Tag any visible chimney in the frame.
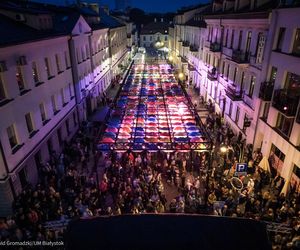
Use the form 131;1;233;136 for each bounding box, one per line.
154;18;157;22
161;17;163;22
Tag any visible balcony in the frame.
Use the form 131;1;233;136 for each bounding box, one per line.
250;55;262;69
189;44;199;52
259;81;274;101
225;84;243;101
272;89;300;117
210;42;221;52
231;50;250;64
222;47;233;57
207;68;218;81
182;41;190;47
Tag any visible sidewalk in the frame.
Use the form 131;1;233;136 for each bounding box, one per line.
186;85;210;125
89;84;120;124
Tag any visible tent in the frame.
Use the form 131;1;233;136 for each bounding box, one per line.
258;156;271;173
280;179;289;196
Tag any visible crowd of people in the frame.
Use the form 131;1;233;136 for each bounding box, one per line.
0;85;299;250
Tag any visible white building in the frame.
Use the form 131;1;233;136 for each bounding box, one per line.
170;0;300;189
0;1;130;216
170;5;209;88
140;18;169;48
203;0;271;146
254;6;300;190
0;9;78;216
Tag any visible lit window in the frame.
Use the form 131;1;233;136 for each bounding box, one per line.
285;72;300;90
32;62;39;84
7;124;18;149
16;66;25;92
269;66;277;83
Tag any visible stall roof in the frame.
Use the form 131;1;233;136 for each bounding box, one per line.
98;63;212;152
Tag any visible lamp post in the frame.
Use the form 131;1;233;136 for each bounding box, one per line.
220;144;228;169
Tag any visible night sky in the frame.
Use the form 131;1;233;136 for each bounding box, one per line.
34;0;209;13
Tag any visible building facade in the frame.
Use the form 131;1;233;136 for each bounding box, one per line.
254;7;300;188
140;18;169;49
169;0;300;190
0;1;131;216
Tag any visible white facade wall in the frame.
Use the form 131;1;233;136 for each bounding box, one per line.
0;13;130;216
203;17;269;145
255;8;300;187
0;36;78;215
140;33;169;48
110;26;130;79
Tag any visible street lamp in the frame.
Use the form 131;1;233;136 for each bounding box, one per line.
220;144;228;154
178;72;184;80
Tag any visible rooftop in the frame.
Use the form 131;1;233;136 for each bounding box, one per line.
140;21;170;35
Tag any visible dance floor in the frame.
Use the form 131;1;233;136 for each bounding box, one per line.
98;63;211;151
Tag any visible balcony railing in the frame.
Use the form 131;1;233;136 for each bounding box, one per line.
232;50;250;64
272;89;300;117
225;84;243;101
207;69;218;81
250;55;262;69
259;81;274;101
182;41;190;47
222;47;233;57
189;44;199;52
210;42;221;52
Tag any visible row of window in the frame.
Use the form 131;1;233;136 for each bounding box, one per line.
142;35;168;42
7;108;77;151
275;27;300;56
209;26;300;58
206;56;256;98
0;51;71;102
76;45;90;64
